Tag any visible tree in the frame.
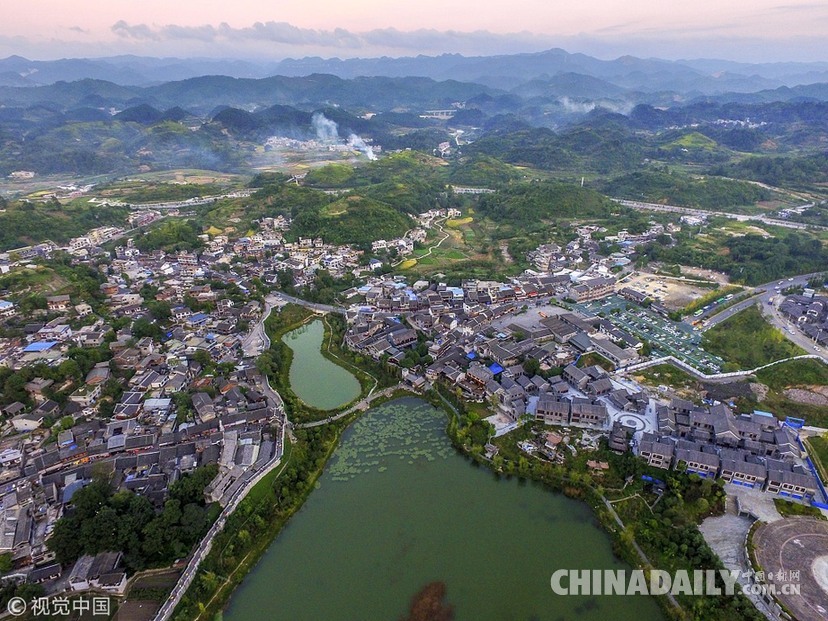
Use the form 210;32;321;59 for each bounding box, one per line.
523;358;540;377
193;349;212;367
146;300;172;322
131;318;162;340
173;392;193;423
47;466;216;571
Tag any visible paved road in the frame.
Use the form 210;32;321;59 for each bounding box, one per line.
152;448;285;621
613;199;826;232
240;295;278;358
153;295;293;621
272;290;405;320
272;291;346;315
699;511;782;621
127;190;254;211
763;296;827;358
702;272;828;359
239;295;287;412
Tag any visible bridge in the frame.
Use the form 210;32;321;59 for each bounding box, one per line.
295;383;413;429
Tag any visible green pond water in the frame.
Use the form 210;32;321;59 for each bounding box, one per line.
282;319;361;410
224;397;663;621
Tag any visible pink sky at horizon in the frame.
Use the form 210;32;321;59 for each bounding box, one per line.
2;1;827;62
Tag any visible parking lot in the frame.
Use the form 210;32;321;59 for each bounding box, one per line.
576;296;725;373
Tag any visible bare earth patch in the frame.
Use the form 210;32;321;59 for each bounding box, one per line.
783;387;828;406
622;271;726;310
750;382;769;402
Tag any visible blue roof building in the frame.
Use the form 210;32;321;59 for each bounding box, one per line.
23;341;58;353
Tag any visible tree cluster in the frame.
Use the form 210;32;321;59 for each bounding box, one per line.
47;466;218;572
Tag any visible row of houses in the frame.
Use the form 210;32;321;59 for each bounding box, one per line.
657;398;801;461
639;433;819;500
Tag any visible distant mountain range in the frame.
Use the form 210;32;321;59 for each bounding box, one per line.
1;48;827;183
2;49;828;96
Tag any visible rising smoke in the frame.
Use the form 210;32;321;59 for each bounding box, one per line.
311;112;340;142
558;96;633;116
311;112;376;160
347;134;377;160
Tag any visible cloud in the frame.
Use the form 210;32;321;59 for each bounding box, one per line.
4;17;827;64
108;20;557;56
112;20;161;41
771;2;828;11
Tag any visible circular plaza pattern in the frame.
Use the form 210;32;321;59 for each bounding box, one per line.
752;517;828;621
617;413;647;431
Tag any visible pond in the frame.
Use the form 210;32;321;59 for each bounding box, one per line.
224;397;663;621
282;319;361;410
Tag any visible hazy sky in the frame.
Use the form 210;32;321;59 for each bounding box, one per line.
2;0;827;62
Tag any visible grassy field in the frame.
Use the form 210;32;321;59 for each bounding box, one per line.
757;394;828;428
755;358;828;390
666;132;719;151
446;216;473;228
743;359;828;427
635;363;699;390
701;306;804;370
805;435;828;483
401;215;495;277
576;351;616;371
0;266;65;294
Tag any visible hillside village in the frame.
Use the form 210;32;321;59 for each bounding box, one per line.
0;195;825;609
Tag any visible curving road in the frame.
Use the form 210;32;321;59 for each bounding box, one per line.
241;294;277;358
702;272;827;360
154;295;290;621
271;291;346;315
152;448;286;621
392;217;451;268
613;198;827;232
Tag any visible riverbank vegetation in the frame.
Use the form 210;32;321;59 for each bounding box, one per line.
256;304;396;424
172;420;354;620
429;381;763;621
